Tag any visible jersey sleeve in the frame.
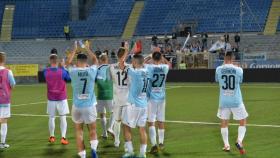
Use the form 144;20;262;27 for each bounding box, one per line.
163;64;169;74
62;68;71;82
89;65;98;79
68;66;77;79
215;67;220;82
127;67;135;76
43;68;47;79
8;70;16;87
238;67;243;83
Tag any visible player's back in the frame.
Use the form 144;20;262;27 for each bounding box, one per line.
216;64;243;108
128;67;149;107
0;68;14;104
147;64;169;101
69;66;97;107
110;63;129;105
44;67;68;101
96;64;113;100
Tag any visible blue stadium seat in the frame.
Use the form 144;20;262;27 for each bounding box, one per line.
0;0;70;39
69;0;135;37
135;0;272;35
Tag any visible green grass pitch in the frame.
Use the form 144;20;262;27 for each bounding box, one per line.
0;83;279;158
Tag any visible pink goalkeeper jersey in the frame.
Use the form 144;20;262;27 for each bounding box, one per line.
0;69;12;104
45;68;67;101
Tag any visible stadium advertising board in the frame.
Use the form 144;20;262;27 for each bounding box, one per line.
6;64;39;76
214;60;280;69
242;53;267;61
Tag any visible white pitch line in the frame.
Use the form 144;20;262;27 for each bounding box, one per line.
13;101;47;107
11;113;280;128
165;85;280;90
165;120;280;128
12;99;73;107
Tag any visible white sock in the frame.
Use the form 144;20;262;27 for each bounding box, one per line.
221;127;229;147
1;123;7;144
60;116;67;138
49;117;55;137
101;116;107;136
237;126;246;143
90;139;99;151
140;144;147;156
114;121;121;143
78;150;86;158
125;141;133;153
158;129;165;144
149;126;157;146
108;114;115;131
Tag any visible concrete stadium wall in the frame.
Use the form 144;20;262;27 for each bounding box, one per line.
36;69;280;83
167;69;280;82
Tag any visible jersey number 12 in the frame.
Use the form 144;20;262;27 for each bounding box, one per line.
116;71;127;86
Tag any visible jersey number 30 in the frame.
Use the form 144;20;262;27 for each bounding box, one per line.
222;75;235;90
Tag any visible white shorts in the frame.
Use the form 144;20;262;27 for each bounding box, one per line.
217;104;249;120
72;105;97;124
96;100;113;113
122;104;147;128
47;100;70;117
0;105;10;119
148;100;166;122
113;105;126;121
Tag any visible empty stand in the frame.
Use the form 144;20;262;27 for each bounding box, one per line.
122;0;145;39
69;0;135;37
135;0;272;35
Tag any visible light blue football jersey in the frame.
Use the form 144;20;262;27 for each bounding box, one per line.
127;67;150;108
69;66;98;108
97;64;111;80
215;64;243;108
147;64;169;101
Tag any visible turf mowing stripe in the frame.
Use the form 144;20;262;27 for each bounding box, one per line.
11;113;280;128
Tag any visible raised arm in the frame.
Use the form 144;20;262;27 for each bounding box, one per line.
120;41;129;63
161;54;172;68
85;42;98;65
66;41;78;67
119;41;129;70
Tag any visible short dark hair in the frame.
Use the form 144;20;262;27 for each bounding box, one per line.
49;54;58;64
152;51;162;61
49;54;58;60
99;54;108;62
132;54;144;65
225;51;233;57
50;48;58;54
77;53;88;62
0;52;6;63
117;47;126;59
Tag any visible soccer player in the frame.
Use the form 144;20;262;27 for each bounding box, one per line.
44;54;71;145
0;52;16;149
122;54;150;158
109;46;129;147
215;51;248;155
146;51;169;154
96;54;114;139
67;42;99;158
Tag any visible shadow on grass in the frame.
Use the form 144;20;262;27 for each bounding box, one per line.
42;144;67;157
